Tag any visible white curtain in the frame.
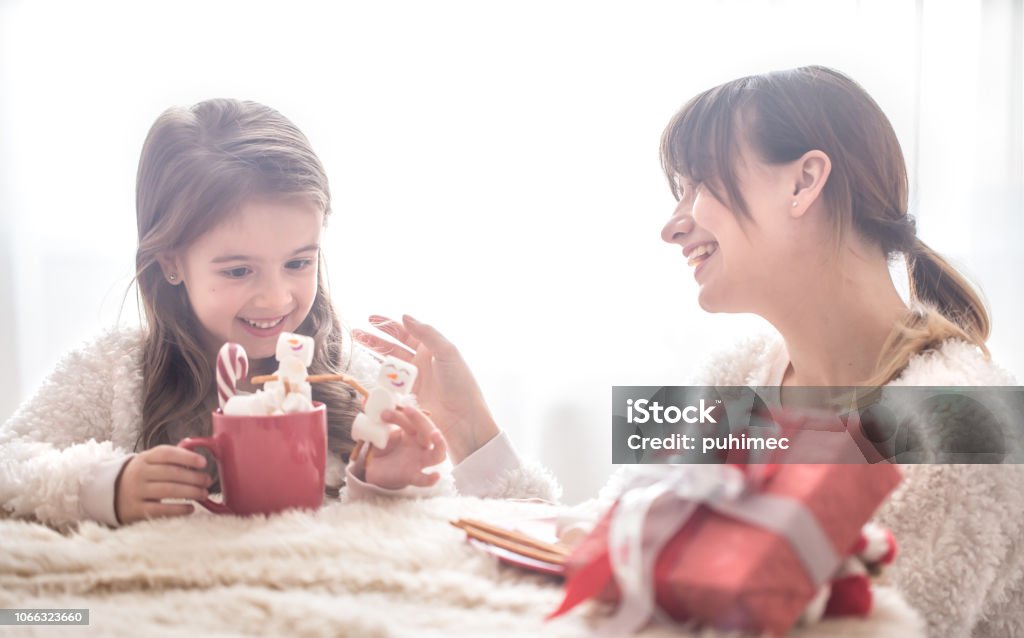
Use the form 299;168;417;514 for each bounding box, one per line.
1;0;1020;502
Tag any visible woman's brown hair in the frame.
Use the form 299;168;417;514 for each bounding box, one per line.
133;99;360;490
660;66;990;385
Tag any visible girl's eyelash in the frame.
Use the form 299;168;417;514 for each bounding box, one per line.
220;259;313;279
223;266;251;279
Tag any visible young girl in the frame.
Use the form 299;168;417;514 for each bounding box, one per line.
624;65;1021;636
0;98;558;528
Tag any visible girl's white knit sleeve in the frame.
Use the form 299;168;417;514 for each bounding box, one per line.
338;341;561;502
340;430;562;502
449;430;562;501
337;342;561;501
0;332;136;528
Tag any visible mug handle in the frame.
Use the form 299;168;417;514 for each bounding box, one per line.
177;436;232;515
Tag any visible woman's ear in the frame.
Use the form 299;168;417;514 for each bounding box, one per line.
156;253;184;285
790;150;831;218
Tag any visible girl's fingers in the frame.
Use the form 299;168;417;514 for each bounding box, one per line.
148;445;207;469
144;464;212;488
352;330;414;362
427;430;448;464
142;502;196;519
383;426;403;451
402;315;456;359
369;315;421;351
381;407;434;448
142;482;209;502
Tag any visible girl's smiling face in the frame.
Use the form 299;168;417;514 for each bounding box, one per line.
163;197;323;360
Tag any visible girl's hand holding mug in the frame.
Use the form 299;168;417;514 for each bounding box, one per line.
114;445;213;525
352;315;500;464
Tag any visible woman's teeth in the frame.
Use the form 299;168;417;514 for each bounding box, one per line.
687;242;718;267
242;316;285;329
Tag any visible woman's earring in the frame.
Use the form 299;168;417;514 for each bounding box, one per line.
169;273;177;282
791;200;798;208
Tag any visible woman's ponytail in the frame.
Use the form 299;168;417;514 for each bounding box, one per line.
868;238;991;386
907;238;990;344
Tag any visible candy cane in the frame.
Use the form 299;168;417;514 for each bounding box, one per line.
216;342;249;409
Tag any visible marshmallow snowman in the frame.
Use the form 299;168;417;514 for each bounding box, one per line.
265;332;315;413
351;356;418;449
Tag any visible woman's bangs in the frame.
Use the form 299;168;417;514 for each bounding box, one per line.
661;87;735;202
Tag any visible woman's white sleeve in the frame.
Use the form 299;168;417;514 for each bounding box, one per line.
0;339;133;528
877;464;1024;636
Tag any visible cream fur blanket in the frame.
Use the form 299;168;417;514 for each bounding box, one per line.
0;496;923;637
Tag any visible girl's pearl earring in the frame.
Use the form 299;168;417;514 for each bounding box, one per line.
169;273;177;281
791;200;798;208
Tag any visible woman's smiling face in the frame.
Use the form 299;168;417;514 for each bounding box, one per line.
661;135;807;315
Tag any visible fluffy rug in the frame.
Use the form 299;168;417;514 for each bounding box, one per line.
0;496;924;637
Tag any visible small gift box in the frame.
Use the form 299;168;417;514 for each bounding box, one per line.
549;460;901;635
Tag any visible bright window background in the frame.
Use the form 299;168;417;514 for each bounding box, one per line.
1;0;1021;503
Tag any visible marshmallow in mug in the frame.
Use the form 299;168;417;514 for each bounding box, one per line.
223;389;280;416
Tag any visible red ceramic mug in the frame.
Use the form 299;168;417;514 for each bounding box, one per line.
178;403;327;515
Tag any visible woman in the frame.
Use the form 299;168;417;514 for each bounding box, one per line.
640;65;1021;637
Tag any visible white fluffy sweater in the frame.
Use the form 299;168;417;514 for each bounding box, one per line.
0;327;560;529
628;333;1022;638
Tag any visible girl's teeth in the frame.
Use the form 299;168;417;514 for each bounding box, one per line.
244;317;284;329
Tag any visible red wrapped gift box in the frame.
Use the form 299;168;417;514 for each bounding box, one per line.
550;463;901;635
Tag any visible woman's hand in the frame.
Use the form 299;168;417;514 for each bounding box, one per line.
359;406;448;490
352;315;500;464
114;445;213;525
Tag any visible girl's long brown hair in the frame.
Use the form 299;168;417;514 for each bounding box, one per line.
660;66;990;386
133;99;360;490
